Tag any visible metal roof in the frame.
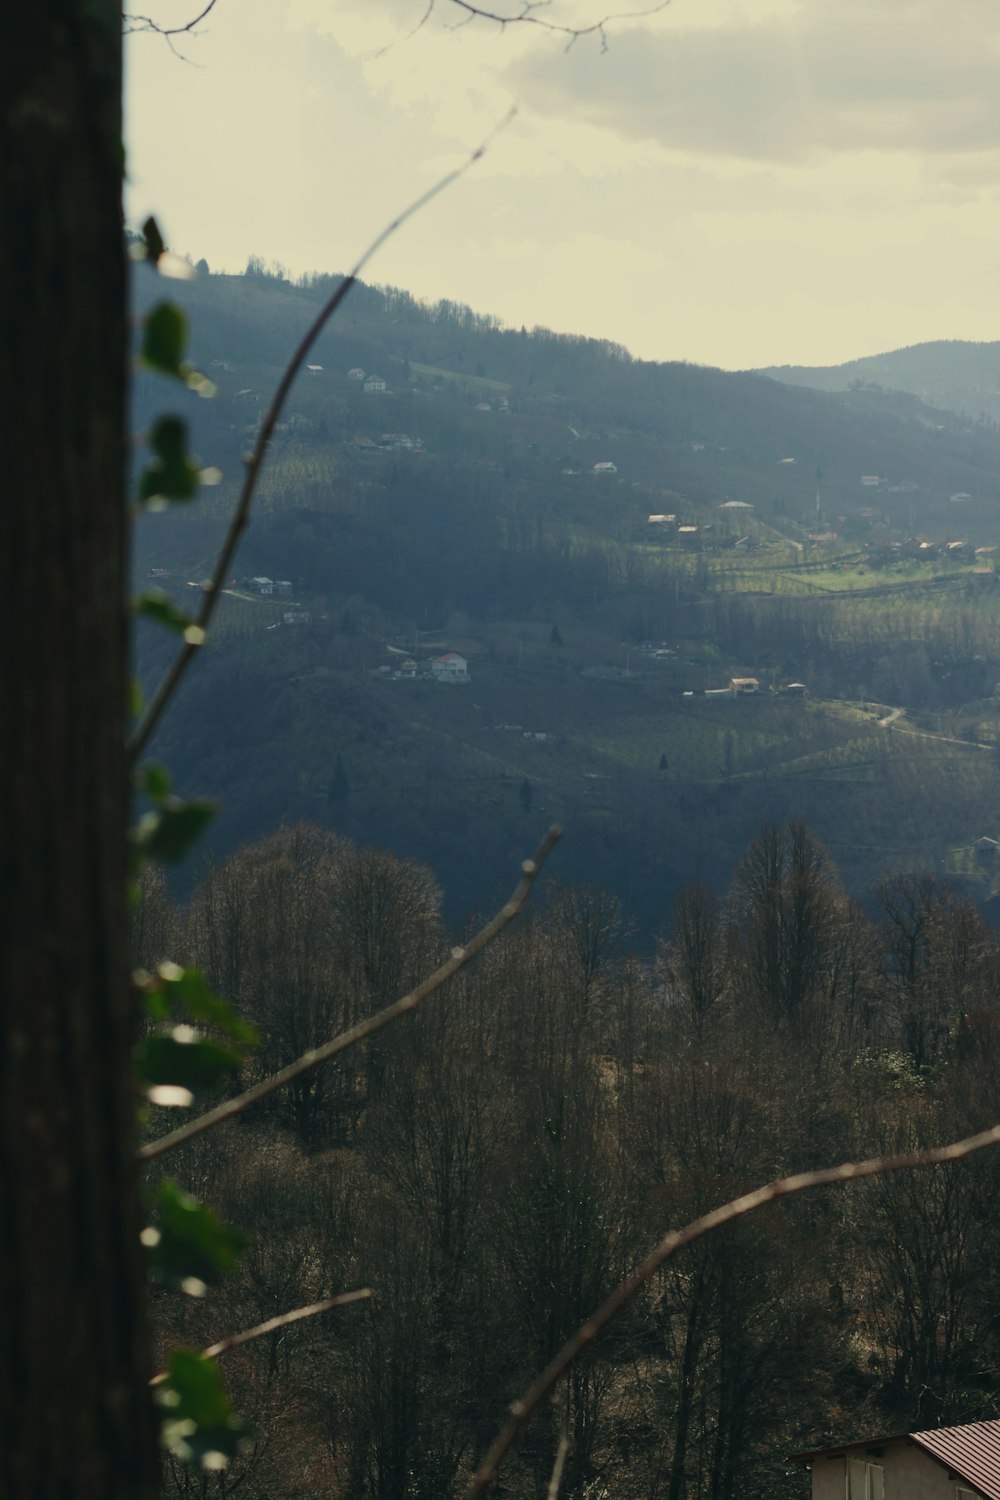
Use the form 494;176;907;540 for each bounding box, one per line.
912;1420;1000;1500
790;1420;1000;1499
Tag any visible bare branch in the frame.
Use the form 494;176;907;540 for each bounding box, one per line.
149;1287;372;1386
127;108;516;764
467;1119;1000;1497
138;826;561;1161
123;0;219;54
433;0;671;52
545;1418;571;1500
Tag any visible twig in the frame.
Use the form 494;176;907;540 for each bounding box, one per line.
149;1287;372;1385
440;0;671;51
123;1;219;37
127;108;516;764
139;827;561;1161
545;1418;571;1500
467;1119;1000;1497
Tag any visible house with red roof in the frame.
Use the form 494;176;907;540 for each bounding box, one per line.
791;1419;1000;1499
430;652;469;683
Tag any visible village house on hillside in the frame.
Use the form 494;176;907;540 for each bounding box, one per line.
731;676;760;695
791;1418;1000;1499
430;651;469;683
364;374;387;395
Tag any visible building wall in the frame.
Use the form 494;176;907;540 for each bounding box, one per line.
811;1441;981;1500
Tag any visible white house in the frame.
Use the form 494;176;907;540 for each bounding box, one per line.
347;367;366;380
792;1418;1000;1500
364;375;387;395
430;652;469;683
249;576;275;596
593;461;618;475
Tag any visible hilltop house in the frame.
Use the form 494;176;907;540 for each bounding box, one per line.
791;1418;1000;1499
430;651;469;683
364;375;387;394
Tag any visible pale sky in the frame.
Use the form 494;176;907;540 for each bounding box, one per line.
125;0;1000;370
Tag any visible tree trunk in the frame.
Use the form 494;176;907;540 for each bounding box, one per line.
0;5;157;1495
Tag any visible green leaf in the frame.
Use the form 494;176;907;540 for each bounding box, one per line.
156;1350;249;1469
134;589;204;643
154;964;258;1047
138;762;172;805
138;416;200;506
132;797;215;863
146;1180;244;1291
142;301;188;377
137;1028;242;1102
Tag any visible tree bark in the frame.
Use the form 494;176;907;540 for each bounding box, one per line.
0;5;157;1495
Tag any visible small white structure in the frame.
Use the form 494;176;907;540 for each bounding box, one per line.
348;367;366;380
250;576;275;596
364;375;387;395
731;677;760;695
648;513;677;527
719;499;754;511
306;364;323;374
860;475;881;487
275;580;293;596
430;652;469;683
283;610;311;625
593;461;618;475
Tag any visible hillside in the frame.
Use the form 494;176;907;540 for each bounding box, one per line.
133;264;1000;938
757;339;1000;429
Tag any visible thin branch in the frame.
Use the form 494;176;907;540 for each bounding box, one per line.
467;1119;1000;1497
127;108;516;764
123;1;219;37
436;0;671;51
545;1418;571;1500
149;1288;372;1385
139;826;561;1161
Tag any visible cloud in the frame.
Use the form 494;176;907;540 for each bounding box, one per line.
509;0;1000;165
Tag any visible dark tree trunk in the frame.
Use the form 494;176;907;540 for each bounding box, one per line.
0;5;157;1496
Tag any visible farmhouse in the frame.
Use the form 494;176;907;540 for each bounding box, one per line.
364;375;387;394
730;677;760;695
430;652;469;683
791;1418;1000;1499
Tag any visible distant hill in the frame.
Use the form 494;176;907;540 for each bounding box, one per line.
132;265;1000;940
756;340;1000;426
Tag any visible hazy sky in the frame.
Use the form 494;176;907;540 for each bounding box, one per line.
126;0;1000;370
